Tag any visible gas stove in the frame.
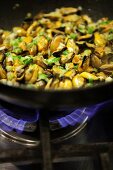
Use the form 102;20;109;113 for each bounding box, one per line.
0;100;113;170
0;100;104;146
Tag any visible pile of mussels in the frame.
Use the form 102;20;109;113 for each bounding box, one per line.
0;7;113;90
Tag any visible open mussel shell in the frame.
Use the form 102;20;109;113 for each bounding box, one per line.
100;63;113;73
91;54;102;68
50;35;65;53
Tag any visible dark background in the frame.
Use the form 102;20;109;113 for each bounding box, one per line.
0;0;113;29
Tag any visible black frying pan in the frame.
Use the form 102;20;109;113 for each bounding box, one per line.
0;0;113;109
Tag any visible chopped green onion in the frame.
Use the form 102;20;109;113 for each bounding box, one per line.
39;32;45;36
93;68;98;73
86;83;93;87
82;49;91;57
87;26;95;34
22;57;33;65
46;36;51;42
28;35;44;48
6;66;13;71
38;73;48;81
88;78;93;84
78;24;86;33
109;29;113;33
10;37;23;47
100;20;111;25
13;47;23;54
74;64;78;70
19;55;33;65
62;50;69;55
5;52;12;57
5;52;18;60
28;42;33;48
69;33;77;40
7;72;15;81
32;40;38;45
28;37;39;48
46;57;60;65
107;34;113;41
12;55;22;61
7;54;33;65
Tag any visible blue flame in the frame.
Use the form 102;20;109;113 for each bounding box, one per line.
52;100;113;127
0;107;39;132
0;100;111;132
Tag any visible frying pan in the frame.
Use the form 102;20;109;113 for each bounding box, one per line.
0;0;113;110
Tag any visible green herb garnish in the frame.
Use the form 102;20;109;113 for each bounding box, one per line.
107;33;113;41
28;35;43;48
6;66;13;71
62;50;69;55
70;33;77;40
87;26;95;34
12;55;22;61
100;20;111;25
11;37;23;54
46;36;51;42
5;52;17;60
82;49;91;57
28;39;38;48
33;36;40;45
39;32;45;36
109;29;113;33
78;24;86;33
13;47;23;54
5;52;12;57
7;54;33;65
88;78;93;84
22;57;33;65
93;68;98;73
38;73;48;81
74;64;78;70
7;72;15;81
46;57;60;65
10;37;23;47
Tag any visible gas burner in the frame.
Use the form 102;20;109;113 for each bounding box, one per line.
0;100;108;147
0;109;88;147
0;120;87;147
